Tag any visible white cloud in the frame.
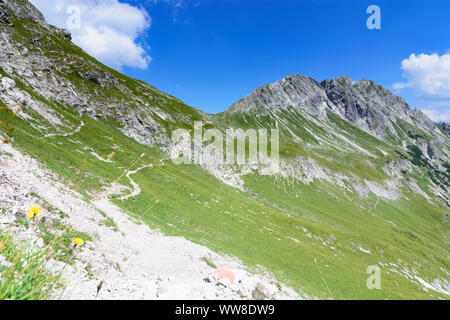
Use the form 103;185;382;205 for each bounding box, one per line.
422;107;450;123
393;52;450;123
392;82;411;90
30;0;151;70
393;53;450;97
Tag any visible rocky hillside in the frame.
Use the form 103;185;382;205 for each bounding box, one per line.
220;74;449;202
226;74;447;168
0;0;203;148
0;0;449;300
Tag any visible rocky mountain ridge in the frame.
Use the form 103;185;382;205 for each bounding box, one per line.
226;74;439;144
224;74;449;192
0;0;204;149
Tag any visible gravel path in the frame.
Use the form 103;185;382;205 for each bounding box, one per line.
116;164;154;201
0;142;301;300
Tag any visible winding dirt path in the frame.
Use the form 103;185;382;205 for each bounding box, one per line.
0;142;301;300
117;164;154;201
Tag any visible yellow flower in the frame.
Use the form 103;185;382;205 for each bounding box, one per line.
73;237;85;246
26;206;42;219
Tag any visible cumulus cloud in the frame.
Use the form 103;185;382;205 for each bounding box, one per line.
30;0;151;70
422;107;450;123
393;52;450;123
393;53;450;97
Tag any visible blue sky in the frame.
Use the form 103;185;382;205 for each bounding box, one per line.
31;0;450;121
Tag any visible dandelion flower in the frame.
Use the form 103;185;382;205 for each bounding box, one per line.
73;237;85;246
26;206;41;219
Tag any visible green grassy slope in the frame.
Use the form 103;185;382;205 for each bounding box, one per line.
1;6;449;299
2;94;449;299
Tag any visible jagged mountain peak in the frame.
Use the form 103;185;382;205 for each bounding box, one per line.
439;122;450;136
223;74;450;175
226;73;439;139
0;0;48;27
322;75;409;110
226;74;328;117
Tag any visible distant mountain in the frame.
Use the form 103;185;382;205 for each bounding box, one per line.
225;74;446;165
218;74;449;200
